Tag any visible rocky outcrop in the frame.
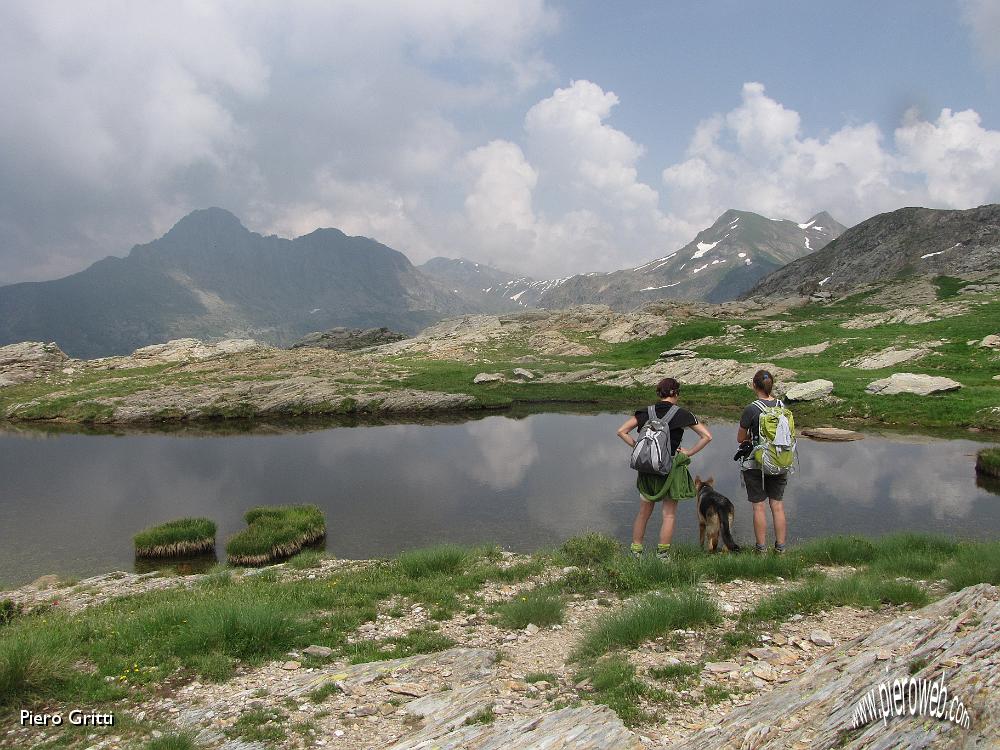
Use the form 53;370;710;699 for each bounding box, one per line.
535;359;795;389
473;373;505;384
659;349;698;360
286;648;639;750
670;584;999;749
102;338;265;368
800;427;864;441
840;302;969;330
865;373;962;396
841;346;929;370
784;379;834;401
979;334;1000;349
0;341;72;387
775;341;830;358
290;327;407;350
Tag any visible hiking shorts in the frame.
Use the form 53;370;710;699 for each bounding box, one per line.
742;470;788;503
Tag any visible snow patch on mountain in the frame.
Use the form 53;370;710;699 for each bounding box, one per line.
692;241;719;259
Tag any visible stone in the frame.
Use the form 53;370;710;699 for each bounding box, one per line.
386;682;426;697
657;349;697;360
809;630;834;647
978;334;1000;349
751;663;777;682
290;326;407;351
511;368;534;380
524;623;539;635
282;661;302;671
29;574;61;590
303;645;333;658
128;338;263;364
800;427;864;441
473;372;504;384
841;347;929;370
527;331;593;356
670;585;1000;750
0;341;72;387
705;661;741;674
865;372;962;396
774;341;830;358
353;705;377;717
874;649;891;661
784;379;834;401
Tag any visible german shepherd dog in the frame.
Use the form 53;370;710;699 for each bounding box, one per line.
694;476;740;553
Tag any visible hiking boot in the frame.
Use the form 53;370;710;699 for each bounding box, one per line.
630;543;643;559
753;543;767;556
773;543;786;555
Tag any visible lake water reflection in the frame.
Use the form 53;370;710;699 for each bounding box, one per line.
1;411;997;584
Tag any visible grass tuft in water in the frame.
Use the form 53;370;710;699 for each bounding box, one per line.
226;505;326;565
134;518;216;558
976;447;1000;478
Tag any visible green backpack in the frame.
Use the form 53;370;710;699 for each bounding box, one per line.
752;399;797;475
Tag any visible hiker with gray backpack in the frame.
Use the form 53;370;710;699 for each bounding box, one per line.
735;369;798;555
616;377;713;559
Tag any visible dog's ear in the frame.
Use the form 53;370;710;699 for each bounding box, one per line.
706;476;715;486
694;474;702;488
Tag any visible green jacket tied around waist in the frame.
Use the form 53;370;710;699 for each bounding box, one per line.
636;451;695;502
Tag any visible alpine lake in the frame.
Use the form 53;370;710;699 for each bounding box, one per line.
1;408;998;585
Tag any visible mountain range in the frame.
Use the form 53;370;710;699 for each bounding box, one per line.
746;204;1000;297
0;208;472;358
454;209;845;309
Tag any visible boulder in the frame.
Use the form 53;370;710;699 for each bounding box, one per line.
784;379;834;401
670;584;1000;750
800;427;864;441
290;326;406;350
511;368;534;380
774;341;830;358
657;349;697;361
527;331;592;356
865;372;962;396
0;341;72;387
841;346;928;369
127;338;263;364
473;372;505;384
979;334;1000;349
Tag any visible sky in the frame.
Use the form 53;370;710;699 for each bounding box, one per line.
1;0;999;284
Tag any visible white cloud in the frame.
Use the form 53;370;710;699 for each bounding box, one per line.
961;0;1000;67
661;82;1000;234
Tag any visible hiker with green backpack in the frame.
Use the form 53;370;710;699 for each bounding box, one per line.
736;369;798;555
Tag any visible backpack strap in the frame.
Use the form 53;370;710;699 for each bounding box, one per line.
663;404;680;424
753;400;768;413
647;405;657;425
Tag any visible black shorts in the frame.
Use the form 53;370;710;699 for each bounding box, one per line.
742;470;788;503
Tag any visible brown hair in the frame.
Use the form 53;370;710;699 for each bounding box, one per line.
656;377;680;398
752;369;774;396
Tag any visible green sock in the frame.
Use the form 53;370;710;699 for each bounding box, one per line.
657;543;671;553
630;542;643;554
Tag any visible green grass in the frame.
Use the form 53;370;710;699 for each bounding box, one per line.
939;541;1000;589
464;706;496;725
574;590;720;661
144;733;197;750
287;549;325;570
976;447;1000;478
341;627;454;664
226;707;287;743
933;275;970;299
743;573;929;625
575;654;665;725
649;661;701;687
397;544;469;578
0;544;524;709
495;587;564;629
133;518;216;558
559;533;621;567
525;671;558;683
226;504;326;565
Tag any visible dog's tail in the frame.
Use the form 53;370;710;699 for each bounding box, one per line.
719;505;740;552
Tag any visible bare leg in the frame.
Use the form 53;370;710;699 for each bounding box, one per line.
752;502;768;546
659;500;677;545
633;499;654;545
769;499;786;546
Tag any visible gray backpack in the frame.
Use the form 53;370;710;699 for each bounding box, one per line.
629;405;678;475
